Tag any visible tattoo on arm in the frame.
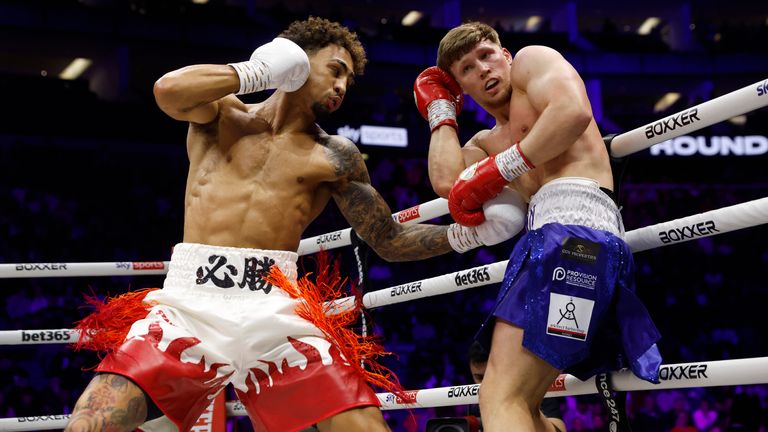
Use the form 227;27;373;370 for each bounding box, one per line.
327;138;452;261
66;374;148;431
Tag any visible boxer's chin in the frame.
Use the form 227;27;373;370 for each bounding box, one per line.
311;102;332;121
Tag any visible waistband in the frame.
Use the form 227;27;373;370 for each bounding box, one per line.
164;243;298;292
527;177;624;237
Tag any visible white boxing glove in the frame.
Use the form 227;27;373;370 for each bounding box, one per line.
227;37;310;95
448;187;527;253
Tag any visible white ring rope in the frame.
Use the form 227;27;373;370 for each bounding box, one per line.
609;77;768;158
0;199;448;279
626;196;768;252
0;261;169;279
2;356;767;431
2;196;766;280
1;196;766;344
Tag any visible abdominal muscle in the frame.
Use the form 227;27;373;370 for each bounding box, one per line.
182;153;331;252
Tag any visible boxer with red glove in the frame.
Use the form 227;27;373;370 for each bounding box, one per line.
414;66;464;132
448;142;535;226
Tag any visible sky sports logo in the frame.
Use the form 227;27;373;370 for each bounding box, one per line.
337;125;408;147
132;261;165;270
757;80;768;97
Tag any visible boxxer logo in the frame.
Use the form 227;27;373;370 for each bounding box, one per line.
390;281;423;297
15;263;67;271
447;385;479;398
645;108;700;139
658;220;719;244
659;364;708;380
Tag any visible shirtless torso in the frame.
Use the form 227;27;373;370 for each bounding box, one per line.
460;45;614;201
183;96;343;250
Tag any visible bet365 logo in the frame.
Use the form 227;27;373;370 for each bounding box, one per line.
757;80;768;97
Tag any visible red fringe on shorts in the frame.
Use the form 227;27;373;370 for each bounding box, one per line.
265;252;404;395
72;288;158;354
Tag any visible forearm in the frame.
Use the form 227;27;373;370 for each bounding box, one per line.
366;223;452;262
154;64;239;115
428;126;466;198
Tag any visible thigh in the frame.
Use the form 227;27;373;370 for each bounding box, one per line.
483;319;561;404
317;406;389;432
66;373;148;432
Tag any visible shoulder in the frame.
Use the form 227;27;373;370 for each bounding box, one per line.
512;45;577;85
514;45;565;62
319;128;357;153
318;130;367;180
467;129;493;149
217;95;252;118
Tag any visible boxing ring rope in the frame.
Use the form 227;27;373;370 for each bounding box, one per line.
1;194;766;282
0;199;448;279
1;78;767;431
1;196;766;344
609;77;768;158
2;356;767;431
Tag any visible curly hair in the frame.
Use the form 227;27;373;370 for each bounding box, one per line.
279;17;367;76
437;21;500;74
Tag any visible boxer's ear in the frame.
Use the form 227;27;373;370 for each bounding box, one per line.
502;48;513;64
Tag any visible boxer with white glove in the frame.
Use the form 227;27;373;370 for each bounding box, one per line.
413;66;464;133
447;188;527;253
228;37;310;94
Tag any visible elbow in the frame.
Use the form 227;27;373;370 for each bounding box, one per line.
153;74;176;109
565;104;593;135
429;173;457;199
432;181;453;199
153;71;189;117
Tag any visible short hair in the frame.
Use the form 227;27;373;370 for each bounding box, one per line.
437;21;501;73
468;341;489;364
279;16;367;76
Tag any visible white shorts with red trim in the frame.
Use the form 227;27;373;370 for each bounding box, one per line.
96;243;378;432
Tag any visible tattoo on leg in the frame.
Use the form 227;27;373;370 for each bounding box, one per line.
67;376;148;432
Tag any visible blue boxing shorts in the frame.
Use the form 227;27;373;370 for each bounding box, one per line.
478;177;662;383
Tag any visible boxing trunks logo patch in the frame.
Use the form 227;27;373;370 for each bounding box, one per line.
552;267;597;290
561;237;600;264
546;293;594;341
196;255;275;293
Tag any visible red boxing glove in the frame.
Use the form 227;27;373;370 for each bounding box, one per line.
449;143;535;226
413;66;464;132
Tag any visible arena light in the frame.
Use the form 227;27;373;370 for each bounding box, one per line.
191;0;209;4
58;58;92;80
728;115;747;125
401;11;423;27
653;92;681;113
638;17;661;35
525;16;542;32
